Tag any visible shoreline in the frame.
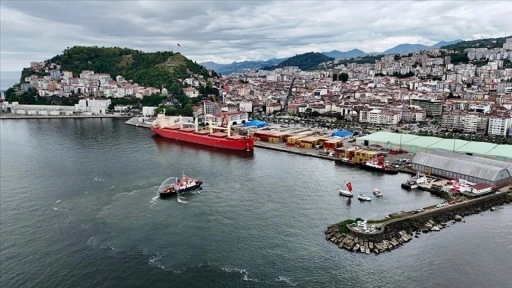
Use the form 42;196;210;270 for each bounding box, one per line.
0;114;131;120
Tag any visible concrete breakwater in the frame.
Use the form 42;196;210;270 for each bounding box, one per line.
326;191;512;255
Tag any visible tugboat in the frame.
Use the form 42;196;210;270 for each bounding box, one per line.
339;181;354;197
357;193;372;202
159;172;202;198
361;156;398;174
373;188;383;197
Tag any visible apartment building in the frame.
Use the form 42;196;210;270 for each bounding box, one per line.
488;115;512;137
410;98;443;117
359;109;400;125
441;111;488;133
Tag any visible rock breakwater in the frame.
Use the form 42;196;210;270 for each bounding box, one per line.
326;191;512;255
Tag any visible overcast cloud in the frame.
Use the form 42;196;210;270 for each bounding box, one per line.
1;0;511;71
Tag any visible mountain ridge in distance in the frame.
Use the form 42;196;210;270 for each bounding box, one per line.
201;58;288;75
201;39;462;74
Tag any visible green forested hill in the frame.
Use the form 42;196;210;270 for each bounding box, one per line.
271;52;334;71
21;46;218;96
441;36;512;52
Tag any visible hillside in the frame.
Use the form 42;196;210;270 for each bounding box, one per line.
271;52;334;71
441;36;512;52
201;58;287;75
23;46;218;96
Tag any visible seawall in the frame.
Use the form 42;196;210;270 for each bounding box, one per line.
0;114;130;120
326;191;512;255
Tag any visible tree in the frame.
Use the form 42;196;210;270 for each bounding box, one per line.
339;72;349;82
332;73;338;81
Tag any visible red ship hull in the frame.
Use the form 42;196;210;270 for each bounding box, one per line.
151;127;255;151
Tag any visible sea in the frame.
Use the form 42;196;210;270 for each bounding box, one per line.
1;118;511;288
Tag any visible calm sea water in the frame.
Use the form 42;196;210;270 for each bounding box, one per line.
1;119;511;288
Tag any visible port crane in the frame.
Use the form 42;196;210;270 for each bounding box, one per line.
273;76;296;115
210;94;229;127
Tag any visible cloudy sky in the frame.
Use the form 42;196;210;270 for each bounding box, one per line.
1;0;511;71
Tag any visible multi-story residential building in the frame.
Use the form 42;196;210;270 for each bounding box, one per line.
183;87;199;98
462;113;488;134
359;109;400;125
488;114;512;137
203;100;217;116
442;111;488;133
239;100;253;113
410;97;443;117
266;103;282;114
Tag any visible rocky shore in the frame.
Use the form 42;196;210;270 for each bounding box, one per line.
326;191;512;255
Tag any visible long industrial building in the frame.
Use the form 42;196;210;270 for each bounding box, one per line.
412;150;512;188
357;131;512;160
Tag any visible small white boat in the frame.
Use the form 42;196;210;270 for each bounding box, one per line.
373;188;383;197
339;181;354;197
339;189;353;197
358;194;372;201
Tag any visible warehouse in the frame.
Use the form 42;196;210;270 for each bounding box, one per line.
412;150;512;188
357;132;512;160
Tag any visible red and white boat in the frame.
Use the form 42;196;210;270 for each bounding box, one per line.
361;156;398;174
159;173;203;197
151;114;255;151
339;181;354;197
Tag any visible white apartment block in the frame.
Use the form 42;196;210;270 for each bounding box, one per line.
441;112;488;133
488;116;512;137
359;109;400;125
77;98;111;115
239;100;253;113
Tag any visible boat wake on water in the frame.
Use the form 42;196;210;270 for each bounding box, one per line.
149;194;159;206
177;193;189;204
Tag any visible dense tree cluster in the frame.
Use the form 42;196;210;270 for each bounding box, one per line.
336;55;384;65
46;46;217;97
332;72;349;82
270;52;334;71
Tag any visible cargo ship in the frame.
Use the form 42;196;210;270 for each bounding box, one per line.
361;156;398;174
151;114;255;151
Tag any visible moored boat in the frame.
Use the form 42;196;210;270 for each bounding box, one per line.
151;114;255;151
373;188;383;197
159;173;202;197
361;156;398;174
339;181;354;197
357;194;372;201
401;180;417;190
401;172;430;190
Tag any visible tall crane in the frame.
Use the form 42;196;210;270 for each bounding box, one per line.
274;76;296;115
211;94;228;127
